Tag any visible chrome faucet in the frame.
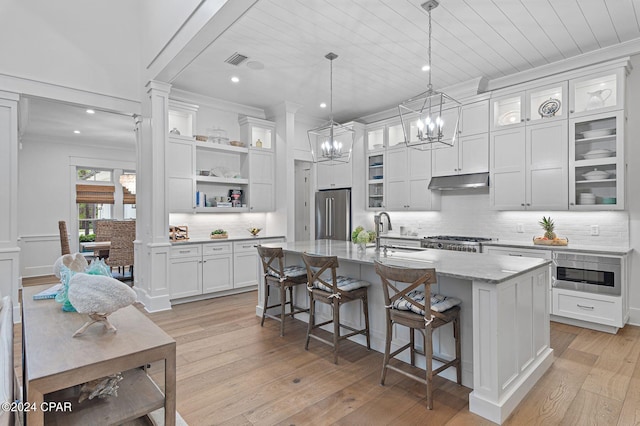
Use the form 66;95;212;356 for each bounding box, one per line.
374;212;392;251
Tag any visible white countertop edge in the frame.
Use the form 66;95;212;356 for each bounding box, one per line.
483;241;631;256
171;235;285;245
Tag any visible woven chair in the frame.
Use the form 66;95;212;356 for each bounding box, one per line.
105;220;135;280
58;221;70;255
94;220;113;259
374;260;461;409
302;252;371;364
257;245;309;337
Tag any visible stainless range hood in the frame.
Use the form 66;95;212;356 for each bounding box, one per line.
428;172;489;190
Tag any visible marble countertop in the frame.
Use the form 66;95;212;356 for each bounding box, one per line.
482;240;631;256
171;235;285;245
262;239;550;284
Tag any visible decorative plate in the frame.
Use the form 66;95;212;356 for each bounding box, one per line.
497;110;520;126
538;98;561;118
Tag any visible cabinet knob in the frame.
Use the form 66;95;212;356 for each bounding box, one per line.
526;203;531;206
521;203;525;207
520;118;525;123
570;202;575;205
250;206;254;210
570;110;574;114
526;118;530;121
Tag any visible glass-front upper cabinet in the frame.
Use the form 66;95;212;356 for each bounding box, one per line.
387;123;405;149
239;116;274;150
490;93;525;131
366;125;385;151
526;82;567;124
569;69;625;118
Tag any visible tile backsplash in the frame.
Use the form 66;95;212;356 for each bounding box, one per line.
361;191;630;247
170;213;267;239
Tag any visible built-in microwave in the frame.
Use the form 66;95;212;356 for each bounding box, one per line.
553;253;621;296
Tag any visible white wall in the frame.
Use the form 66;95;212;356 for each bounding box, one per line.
0;0;141;102
625;54;640;325
18;137;134;276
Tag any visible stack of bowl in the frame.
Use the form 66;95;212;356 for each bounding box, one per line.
579;193;596;205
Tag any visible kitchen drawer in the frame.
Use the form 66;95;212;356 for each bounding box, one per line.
552;289;623;327
170;244;202;259
380;238;421;248
203;242;232;255
234;240;259;253
484;246;551;259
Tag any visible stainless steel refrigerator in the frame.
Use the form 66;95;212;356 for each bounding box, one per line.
315;188;351;240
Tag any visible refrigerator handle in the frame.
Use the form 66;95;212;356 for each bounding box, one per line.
328;198;333;237
325;198;330;237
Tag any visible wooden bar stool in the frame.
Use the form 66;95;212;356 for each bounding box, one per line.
302;252;371;364
257;245;309;337
374;260;462;409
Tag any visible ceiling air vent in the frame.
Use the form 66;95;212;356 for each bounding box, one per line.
224;52;249;66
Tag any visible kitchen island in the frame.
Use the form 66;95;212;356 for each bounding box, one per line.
261;240;553;424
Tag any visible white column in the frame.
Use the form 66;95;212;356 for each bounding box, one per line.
0;91;20;320
134;81;172;312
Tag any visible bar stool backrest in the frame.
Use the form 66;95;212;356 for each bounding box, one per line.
374;261;436;319
302;253;339;293
257;245;285;278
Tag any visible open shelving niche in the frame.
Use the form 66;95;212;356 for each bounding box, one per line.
194;141;250;213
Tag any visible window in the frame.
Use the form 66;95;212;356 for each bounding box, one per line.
75;167;135;241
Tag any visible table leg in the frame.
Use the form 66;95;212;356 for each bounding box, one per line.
26;387;44;425
165;350;176;426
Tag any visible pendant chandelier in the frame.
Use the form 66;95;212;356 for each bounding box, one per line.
398;0;461;150
119;173;136;194
308;52;354;164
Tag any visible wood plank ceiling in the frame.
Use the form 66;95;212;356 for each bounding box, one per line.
171;0;640;122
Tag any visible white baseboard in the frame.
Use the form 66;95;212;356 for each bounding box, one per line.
135;288;172;313
627;307;640;326
550;315;620;334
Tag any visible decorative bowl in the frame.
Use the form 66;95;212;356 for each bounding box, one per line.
248;228;261;236
582;169;610;180
229;141;246;147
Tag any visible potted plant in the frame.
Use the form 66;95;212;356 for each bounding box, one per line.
210;229;228;239
351;226;375;252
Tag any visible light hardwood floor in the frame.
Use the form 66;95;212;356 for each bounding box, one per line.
16;282;640;425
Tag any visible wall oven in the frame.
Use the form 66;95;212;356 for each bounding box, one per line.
553;253;621;296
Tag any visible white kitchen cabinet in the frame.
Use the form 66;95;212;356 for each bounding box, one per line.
233;240;261;288
491;120;568;210
169;245;202;299
366;124;385;151
432;133;489;177
167;135;196;213
386;146;438;211
459;100;489;137
317;161;352;190
366;152;385;209
491;82;567;131
168;100;198;137
552;289;624;329
569;111;624;210
202;243;233;293
248;148;274;212
569;68;625;118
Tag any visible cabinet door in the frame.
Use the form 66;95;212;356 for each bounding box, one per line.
169;257;202;299
569;69;624;118
459;134;489;175
385;147;408;210
317;161;352;189
249;150;274;212
526;82;567;124
431;145;458;177
366;125;385;151
167;137;195;212
440;106;461;142
408;149;433;210
491;93;525;131
202;254;233;293
490;127;526;210
526;120;568;210
234;251;260;288
460;100;489;136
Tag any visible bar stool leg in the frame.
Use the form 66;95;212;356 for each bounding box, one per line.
332;299;340;364
425;328;434;410
261;284;270;327
288;286;295;317
279;284;286;337
455;317;462;384
362;292;371;350
305;294;315;350
381;315;392;385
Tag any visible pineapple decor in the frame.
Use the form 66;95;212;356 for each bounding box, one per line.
533;216;568;246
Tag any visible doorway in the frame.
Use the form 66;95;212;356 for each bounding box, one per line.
294;160;312;241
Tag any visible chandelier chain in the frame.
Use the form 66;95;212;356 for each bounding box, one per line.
428;7;432;92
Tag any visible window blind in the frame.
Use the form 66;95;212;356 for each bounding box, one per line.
76;184;115;204
123;187;136;204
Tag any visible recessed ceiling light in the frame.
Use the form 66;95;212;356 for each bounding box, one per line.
231;76;240;83
246;61;264;70
86;109;95;114
421;64;430;71
73;130;81;134
320;102;327;108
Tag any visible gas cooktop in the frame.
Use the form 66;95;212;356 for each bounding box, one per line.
423;235;494;242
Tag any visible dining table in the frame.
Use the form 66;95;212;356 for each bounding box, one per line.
80;241;111;257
